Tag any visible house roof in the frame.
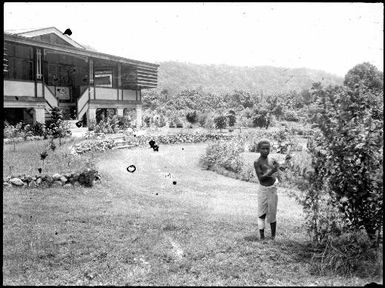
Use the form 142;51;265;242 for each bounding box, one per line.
4;28;158;88
8;26;86;49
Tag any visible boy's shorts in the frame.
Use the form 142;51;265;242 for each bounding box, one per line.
257;179;278;223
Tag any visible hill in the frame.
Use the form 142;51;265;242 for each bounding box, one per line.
155;61;343;95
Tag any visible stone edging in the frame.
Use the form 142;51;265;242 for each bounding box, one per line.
3;168;100;189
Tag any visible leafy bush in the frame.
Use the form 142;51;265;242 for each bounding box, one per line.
198;113;208;127
154;114;166;128
118;116;131;129
227;111;236;127
301;82;383;242
252;108;271;128
144;116;151;127
186;110;198;124
92;115;121;134
214;115;227;130
284;110;300;122
29;122;46;137
200;138;244;173
46;107;71;144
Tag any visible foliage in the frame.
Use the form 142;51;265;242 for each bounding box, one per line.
92;115;125;134
29;122;46;137
198;113;208;127
46;107;71;144
4;122;24;151
214;115;228;130
144;116;151;128
153;114;167;127
344;62;383;93
199;138;244;173
302;82;383;241
186;110;198;124
227;110;236;127
251;108;271;129
118;116;131;129
284;110;300;122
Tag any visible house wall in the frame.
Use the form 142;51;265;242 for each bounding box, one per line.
122;89;137;101
95;87;118;100
4;80;35;97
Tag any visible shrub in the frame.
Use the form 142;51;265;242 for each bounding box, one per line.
4;122;24;151
198;113;208;127
252;109;271;129
284;110;300;122
214;115;227;130
118;116;131;129
200;138;245;174
144;116;151;127
46;107;71;144
302;82;383;242
30;122;46;137
227;112;236;127
186;111;198;124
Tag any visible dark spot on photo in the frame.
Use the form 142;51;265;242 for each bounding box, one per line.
126;165;136;173
173;181;177;185
149;140;155;148
63;28;72;36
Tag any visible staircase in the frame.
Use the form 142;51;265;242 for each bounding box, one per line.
43;84;58;123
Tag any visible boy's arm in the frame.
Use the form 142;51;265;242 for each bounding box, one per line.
254;161;277;181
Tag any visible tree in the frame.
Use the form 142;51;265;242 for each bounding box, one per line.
186;110;198;125
214;115;227;131
252;108;271;129
227;110;236;127
344;62;383;93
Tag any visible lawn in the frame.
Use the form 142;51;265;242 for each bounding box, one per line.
3;141;380;285
3;137;95;178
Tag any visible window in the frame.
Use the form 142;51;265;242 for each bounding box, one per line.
94;70;112;87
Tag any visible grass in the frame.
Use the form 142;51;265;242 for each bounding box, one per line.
3;141;381;285
3;136;95;178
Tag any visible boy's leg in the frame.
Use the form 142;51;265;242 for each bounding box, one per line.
270;221;276;240
258;214;266;240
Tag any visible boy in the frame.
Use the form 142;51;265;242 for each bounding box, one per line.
254;140;279;241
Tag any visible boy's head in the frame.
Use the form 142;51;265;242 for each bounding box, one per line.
257;140;271;156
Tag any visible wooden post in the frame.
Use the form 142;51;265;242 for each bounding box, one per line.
117;63;121;101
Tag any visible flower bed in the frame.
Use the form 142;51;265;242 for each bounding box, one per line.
72;132;237;155
71;138;116;154
3;168;101;189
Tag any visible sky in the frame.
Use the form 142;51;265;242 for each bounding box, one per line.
4;2;383;77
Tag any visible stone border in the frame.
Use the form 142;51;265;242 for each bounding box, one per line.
3;168;101;189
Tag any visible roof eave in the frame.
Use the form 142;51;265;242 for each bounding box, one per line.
4;33;159;69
